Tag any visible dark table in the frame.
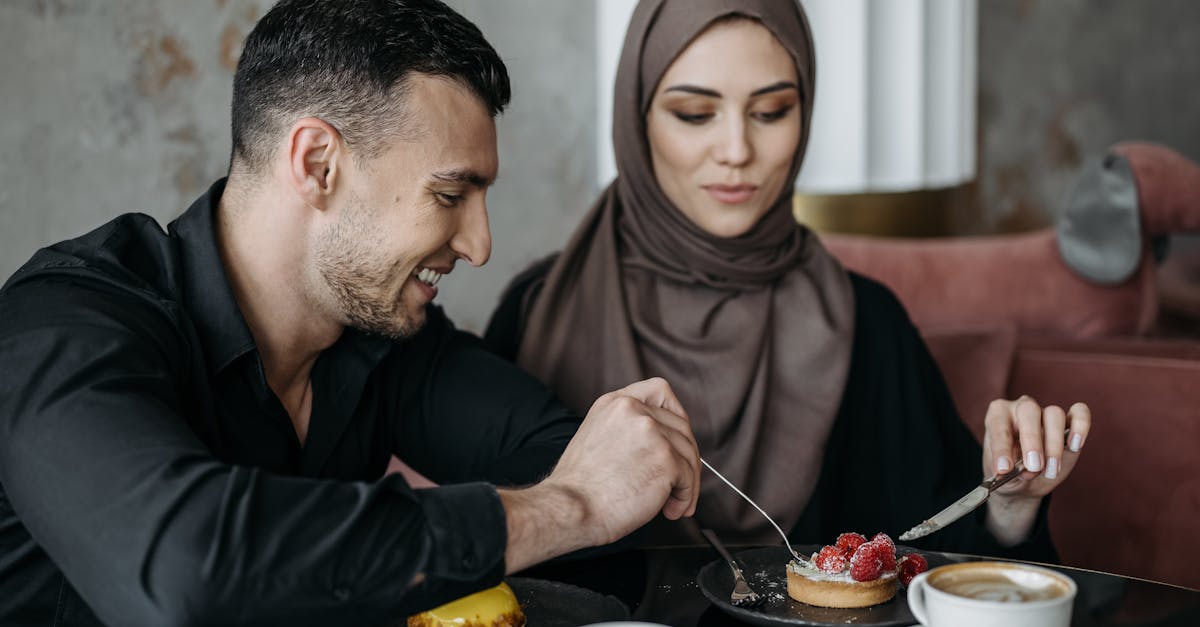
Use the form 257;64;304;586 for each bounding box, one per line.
519;545;1200;626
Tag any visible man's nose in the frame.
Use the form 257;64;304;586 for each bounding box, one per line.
451;197;491;267
714;117;752;167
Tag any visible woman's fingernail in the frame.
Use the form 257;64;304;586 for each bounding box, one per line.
997;456;1012;473
1070;433;1083;452
1026;450;1042;472
1045;457;1059;480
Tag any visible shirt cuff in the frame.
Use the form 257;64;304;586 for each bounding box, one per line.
415;482;507;584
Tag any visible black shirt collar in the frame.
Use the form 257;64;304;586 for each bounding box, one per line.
168;178;258;374
167;179;394;377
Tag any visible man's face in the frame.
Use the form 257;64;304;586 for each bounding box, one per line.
313;74;498;339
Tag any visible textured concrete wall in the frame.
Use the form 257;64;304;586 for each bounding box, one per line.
976;0;1200;232
0;0;272;278
0;0;595;333
437;1;597;331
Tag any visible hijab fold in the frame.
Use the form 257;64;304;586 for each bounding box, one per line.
517;0;855;545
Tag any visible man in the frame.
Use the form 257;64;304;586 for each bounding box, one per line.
0;1;700;625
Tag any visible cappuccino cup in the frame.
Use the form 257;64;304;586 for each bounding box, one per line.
907;561;1076;627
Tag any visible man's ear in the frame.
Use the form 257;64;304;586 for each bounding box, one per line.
285;117;344;208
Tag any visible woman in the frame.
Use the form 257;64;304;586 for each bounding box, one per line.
486;0;1088;559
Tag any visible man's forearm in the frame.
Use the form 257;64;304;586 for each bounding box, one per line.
499;482;593;574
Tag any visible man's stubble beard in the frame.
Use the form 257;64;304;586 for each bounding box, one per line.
313;201;422;341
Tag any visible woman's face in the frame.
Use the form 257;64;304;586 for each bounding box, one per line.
646;19;801;238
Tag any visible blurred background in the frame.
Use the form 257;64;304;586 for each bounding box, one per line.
1;0;1198;333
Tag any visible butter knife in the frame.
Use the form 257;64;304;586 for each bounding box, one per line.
900;427;1074;542
898;459;1027;541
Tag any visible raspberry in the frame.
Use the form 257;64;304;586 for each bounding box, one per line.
899;553;929;586
849;541;884;581
873;540;897;571
835;532;868;555
815;545;849;573
871;532;895;552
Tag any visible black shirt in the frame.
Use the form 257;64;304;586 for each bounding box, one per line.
0;179;580;626
486;256;1058;561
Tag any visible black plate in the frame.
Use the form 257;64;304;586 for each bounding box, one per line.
509;576;630;626
696;546;955;627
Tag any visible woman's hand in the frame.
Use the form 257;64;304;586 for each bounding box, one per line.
980;396;1091;545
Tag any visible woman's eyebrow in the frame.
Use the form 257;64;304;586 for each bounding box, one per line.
662;80;799;99
663;84;722;98
750;81;799;97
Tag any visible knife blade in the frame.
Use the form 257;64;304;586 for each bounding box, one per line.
898;460;1026;542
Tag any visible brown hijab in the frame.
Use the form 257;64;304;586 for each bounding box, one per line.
515;0;855;544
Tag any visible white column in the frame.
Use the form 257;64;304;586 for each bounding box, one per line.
596;0;638;188
924;0;976;188
794;0;869;194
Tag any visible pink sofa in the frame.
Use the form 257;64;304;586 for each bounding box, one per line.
822;142;1200;590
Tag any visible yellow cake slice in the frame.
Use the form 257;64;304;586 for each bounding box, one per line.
407;582;525;627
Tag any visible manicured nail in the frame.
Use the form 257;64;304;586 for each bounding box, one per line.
1045;457;1059;480
1070;433;1083;452
997;456;1012;473
1025;450;1042;472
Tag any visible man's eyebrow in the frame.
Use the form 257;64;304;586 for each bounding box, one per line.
662;81;799;99
430;168;493;188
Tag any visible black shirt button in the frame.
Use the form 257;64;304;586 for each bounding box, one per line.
333;587;351;601
462;552;476;570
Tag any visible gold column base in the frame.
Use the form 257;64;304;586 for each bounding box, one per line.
793;186;969;238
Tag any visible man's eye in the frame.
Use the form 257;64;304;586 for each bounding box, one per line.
752;106;793;123
672;111;713;124
435;192;463;207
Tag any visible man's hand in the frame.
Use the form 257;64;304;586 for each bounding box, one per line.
981;396;1091;545
499;377;699;573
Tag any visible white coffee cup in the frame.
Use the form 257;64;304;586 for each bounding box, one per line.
907;561;1076;627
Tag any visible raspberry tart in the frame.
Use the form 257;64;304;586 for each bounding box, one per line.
785;532;928;608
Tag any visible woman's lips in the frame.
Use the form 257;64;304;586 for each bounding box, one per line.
703;184;757;204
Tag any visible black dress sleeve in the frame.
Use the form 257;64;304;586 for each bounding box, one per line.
792;273;1057;562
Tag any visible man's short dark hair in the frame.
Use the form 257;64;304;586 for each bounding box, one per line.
230;0;511;174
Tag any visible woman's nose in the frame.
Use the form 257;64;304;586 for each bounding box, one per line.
714;117;752;167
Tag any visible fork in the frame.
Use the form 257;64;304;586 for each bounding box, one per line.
701;457;805;564
700;528;765;609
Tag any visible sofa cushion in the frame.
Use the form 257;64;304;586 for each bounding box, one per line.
1008;337;1200;589
825;231;1158;337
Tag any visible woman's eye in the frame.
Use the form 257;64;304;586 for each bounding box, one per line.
752;106;793;123
672;111;713;124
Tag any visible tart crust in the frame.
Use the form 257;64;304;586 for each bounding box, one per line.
786;564;898;608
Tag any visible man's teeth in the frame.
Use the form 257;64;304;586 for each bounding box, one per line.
416;267;442;286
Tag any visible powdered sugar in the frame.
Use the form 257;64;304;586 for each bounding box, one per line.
788;556;898;584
